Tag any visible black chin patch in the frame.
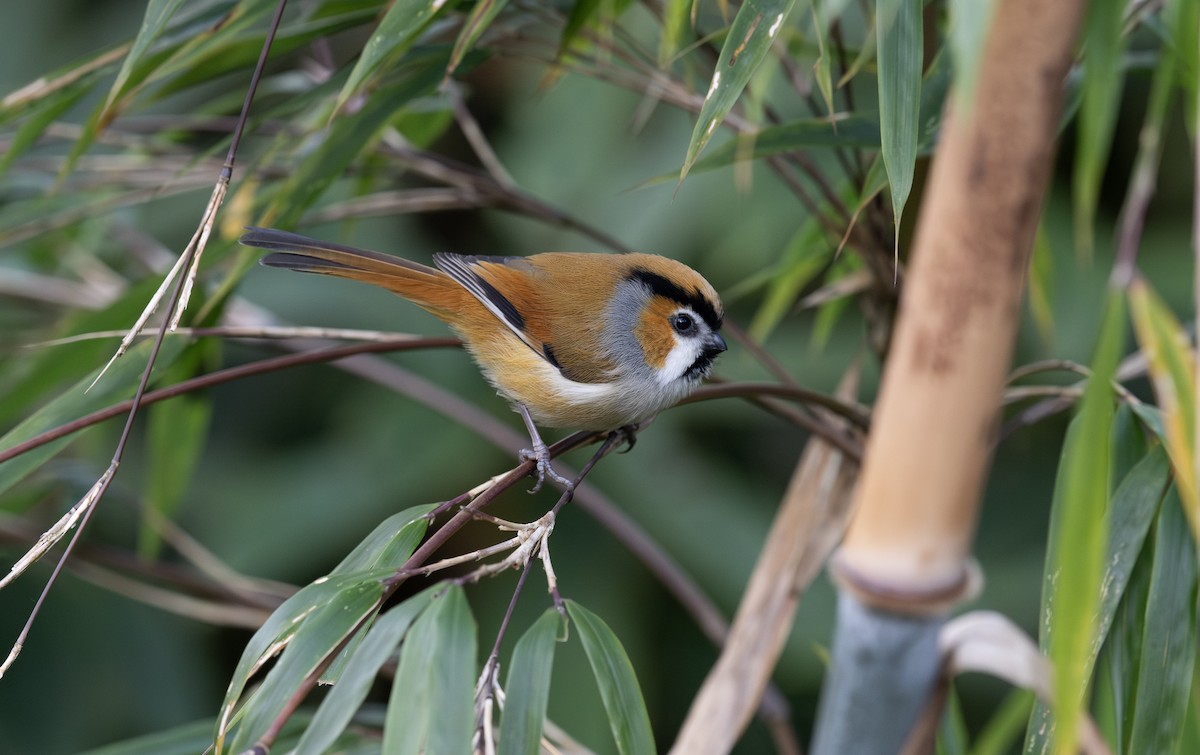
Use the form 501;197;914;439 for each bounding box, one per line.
684;354;714;380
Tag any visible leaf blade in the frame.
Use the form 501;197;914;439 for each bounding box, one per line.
498;609;564;755
680;0;797;181
566;601;654;755
875;0;923;254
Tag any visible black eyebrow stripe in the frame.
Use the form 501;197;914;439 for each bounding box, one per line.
628;269;722;331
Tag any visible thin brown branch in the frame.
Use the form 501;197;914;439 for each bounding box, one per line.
0;338;460;467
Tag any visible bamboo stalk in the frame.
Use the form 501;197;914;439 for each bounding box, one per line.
832;0;1087;610
813;0;1088;751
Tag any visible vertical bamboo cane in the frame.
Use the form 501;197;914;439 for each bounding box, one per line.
813;1;1088;752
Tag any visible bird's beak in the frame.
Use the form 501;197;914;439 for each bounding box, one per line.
707;332;728;355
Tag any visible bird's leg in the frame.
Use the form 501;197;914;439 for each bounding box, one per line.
516;403;574;493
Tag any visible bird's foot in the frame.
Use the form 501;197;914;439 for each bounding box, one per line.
519;440;574;494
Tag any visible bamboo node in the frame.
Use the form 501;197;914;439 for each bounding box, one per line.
828;552;983;615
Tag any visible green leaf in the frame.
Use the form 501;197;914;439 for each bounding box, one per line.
228;574;387;753
140;359;212;559
383;586;477;754
810;255;862;350
678;47;949;177
103;0;187;113
969;689;1034;755
559;0;635;59
566;601;655;755
215;571;389;751
0;276;166;428
330;505;436;574
809;0;843;116
1095;447;1172;647
0;84;90;176
448;0;510;76
680;0;797;182
1072;0;1126;257
499;609;565;755
0;335;188;498
659;0;692;67
1028;223;1056;345
1041;290;1126;755
270;53;449;226
78;718;221;755
749;218;831;340
1128;488;1198;754
295;589;438;755
947;0;995;107
876;0;923;254
937;685;969;755
335;0;459;113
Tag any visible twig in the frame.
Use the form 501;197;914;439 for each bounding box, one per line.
448;82;516;189
474;553;536;753
0;338;460;467
29;325;426;348
685;380;871;427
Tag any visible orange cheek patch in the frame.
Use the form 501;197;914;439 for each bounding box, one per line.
635;298;676;370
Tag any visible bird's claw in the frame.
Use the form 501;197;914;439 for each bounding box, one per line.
519;443;574;494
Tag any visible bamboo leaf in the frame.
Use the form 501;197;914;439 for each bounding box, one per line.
295;589;437;755
429;588;477;755
1042;290;1126;755
566;601;654;755
330;504;435;574
448;0;510;76
749;218;830;340
1129;278;1198;539
560;0;635;58
1128;488;1198;754
1096;447;1172;645
876;0;922;253
103;0;187;113
227;575;387;753
970;689;1034;755
214;571;389;751
938;685;969;755
0;336;188;498
1028;224;1056;344
1072;0;1126;257
383;586;477;755
78;719;222;755
140;384;211;559
679;0;797;182
659;0;692;67
1099;529;1148;754
270;55;449;226
336;0;458;113
947;0;995;107
498;609;565;755
809;0;842;115
0;83;90;175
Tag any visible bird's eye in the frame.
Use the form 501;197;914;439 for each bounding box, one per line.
670;313;696;335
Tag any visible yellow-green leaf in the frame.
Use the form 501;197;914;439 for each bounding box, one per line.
1129;279;1198;539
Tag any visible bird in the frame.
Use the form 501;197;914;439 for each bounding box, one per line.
239;227;727;491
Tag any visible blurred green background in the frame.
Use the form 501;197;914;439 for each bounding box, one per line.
0;0;1195;752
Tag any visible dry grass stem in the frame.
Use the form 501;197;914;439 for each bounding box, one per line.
669;367;862;755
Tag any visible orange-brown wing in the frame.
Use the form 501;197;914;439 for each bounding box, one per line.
433;253;555;363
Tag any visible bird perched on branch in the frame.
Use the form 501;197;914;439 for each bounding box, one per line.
239;228;727;491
